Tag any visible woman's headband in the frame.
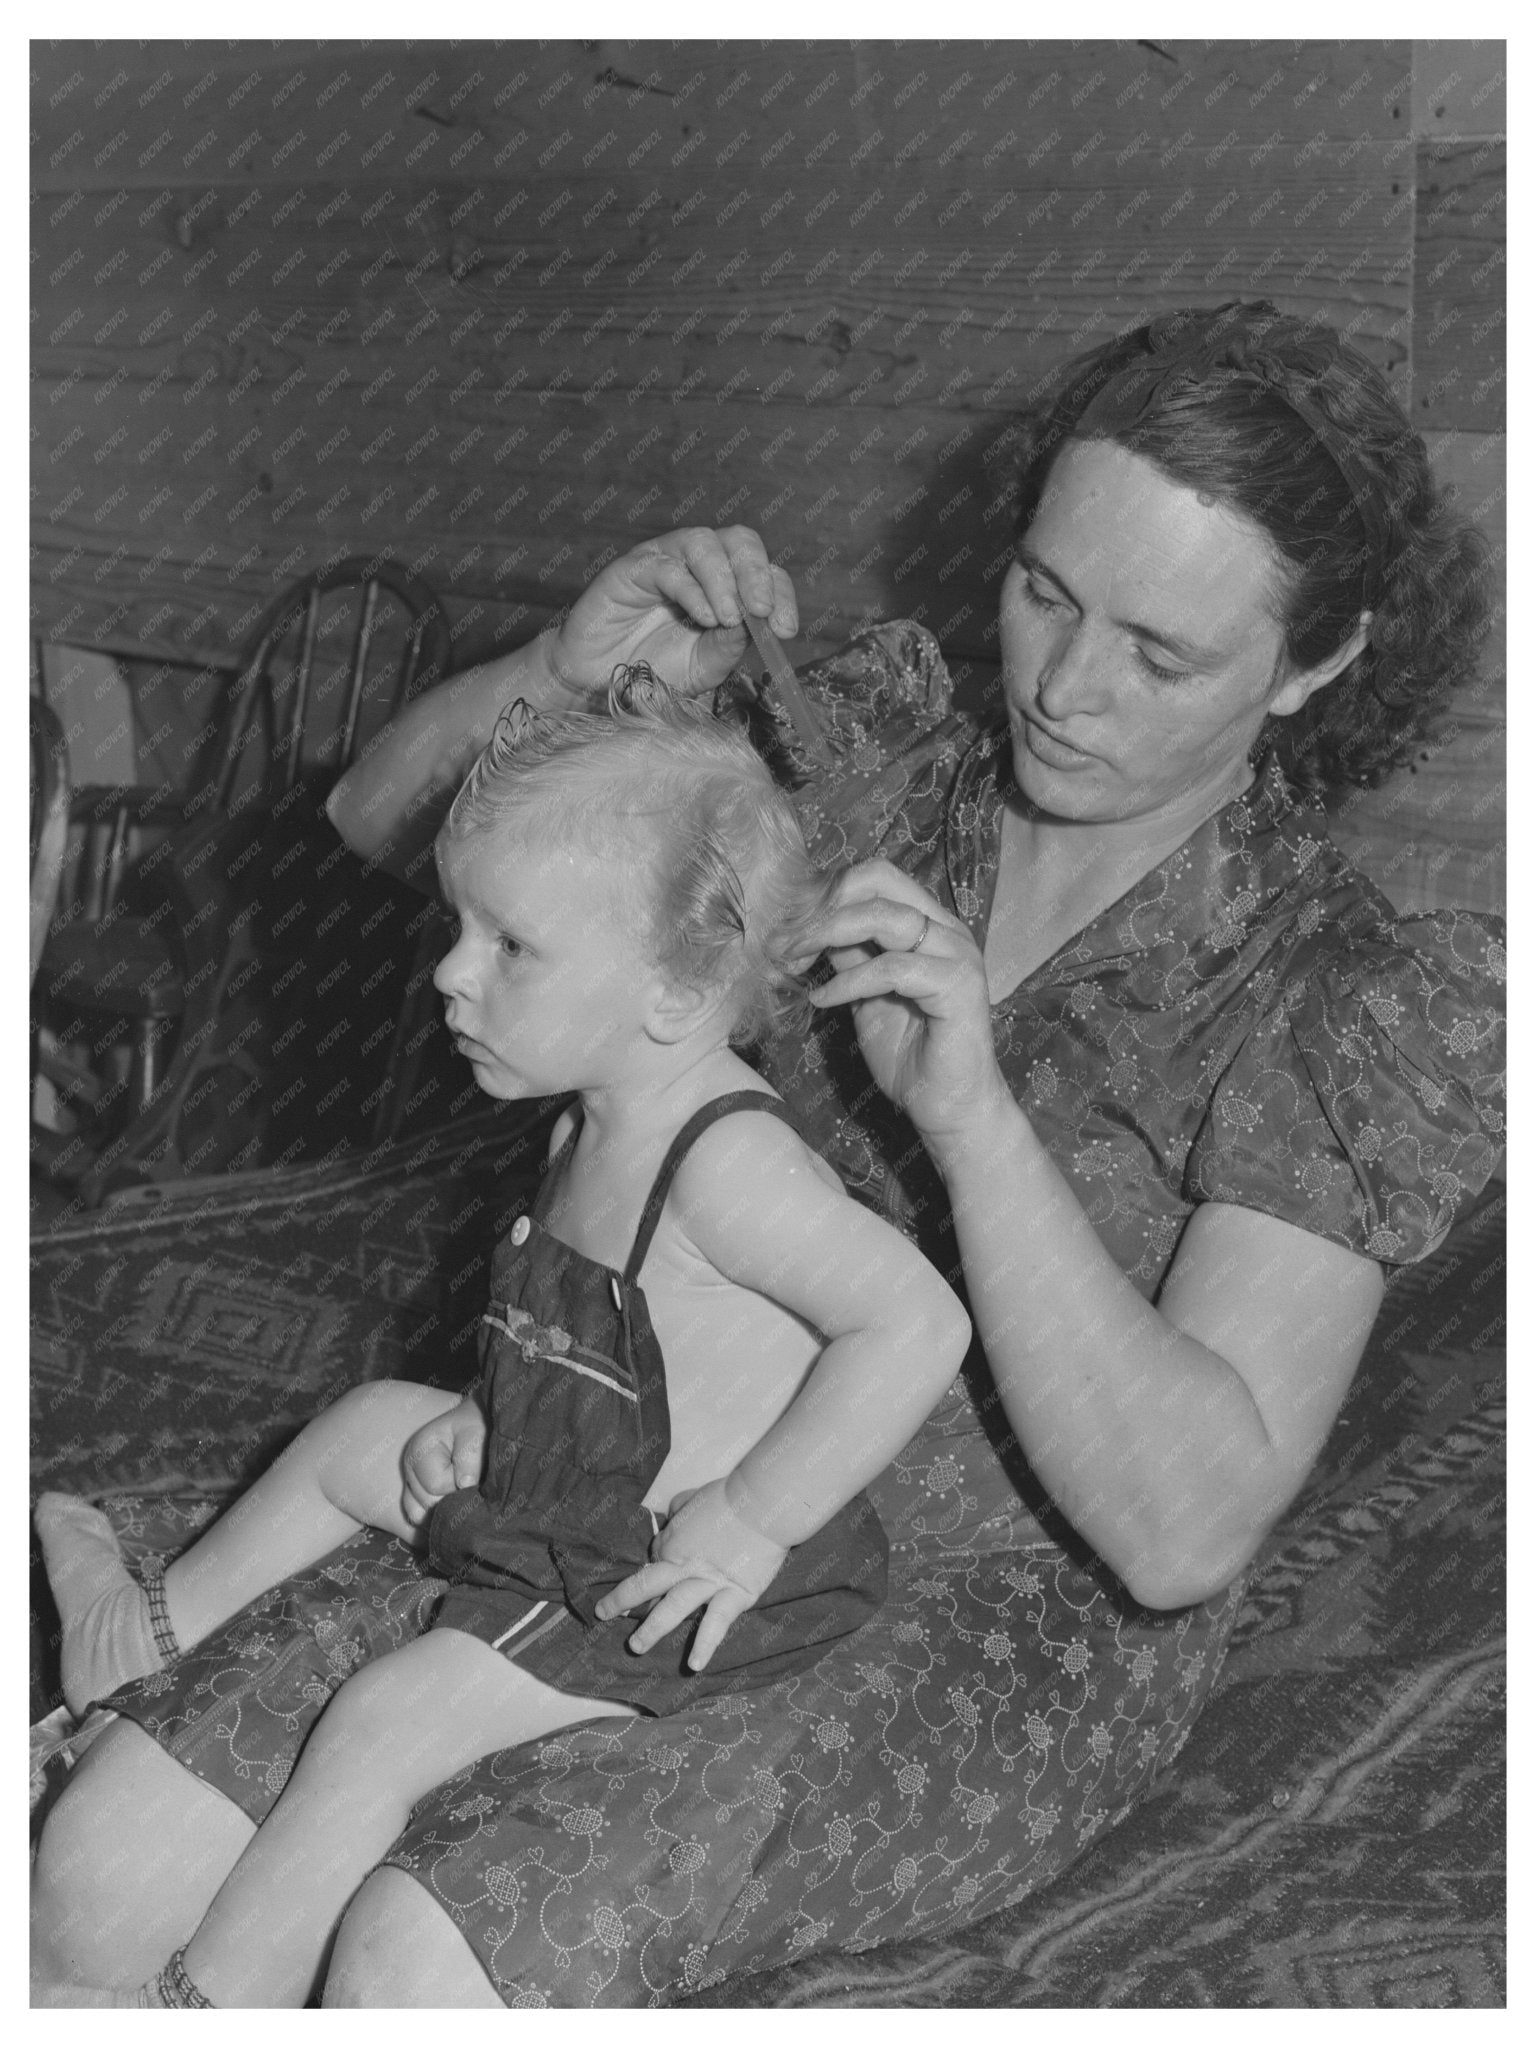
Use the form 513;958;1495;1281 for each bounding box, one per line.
1063;307;1386;606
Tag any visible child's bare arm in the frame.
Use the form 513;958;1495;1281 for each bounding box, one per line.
677;1117;971;1534
596;1116;970;1665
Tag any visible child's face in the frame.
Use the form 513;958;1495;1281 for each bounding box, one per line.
433;826;663;1099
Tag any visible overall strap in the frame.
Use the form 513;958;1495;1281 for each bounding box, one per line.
623;1092;802;1285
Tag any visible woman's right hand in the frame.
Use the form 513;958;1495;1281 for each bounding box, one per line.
326;527;796;876
545;526;799;701
806;859;1014;1170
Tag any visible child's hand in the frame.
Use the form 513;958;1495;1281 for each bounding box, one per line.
594;1479;789;1672
401;1399;486;1526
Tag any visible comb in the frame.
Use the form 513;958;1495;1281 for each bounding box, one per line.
743;612;836;769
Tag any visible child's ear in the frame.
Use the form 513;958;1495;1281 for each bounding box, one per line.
646;976;725;1045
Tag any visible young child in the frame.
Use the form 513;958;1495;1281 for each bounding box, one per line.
35;669;971;2009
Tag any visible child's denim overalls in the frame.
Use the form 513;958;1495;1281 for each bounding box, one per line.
429;1091;889;1710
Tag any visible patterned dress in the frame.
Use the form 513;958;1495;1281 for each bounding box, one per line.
105;622;1505;2006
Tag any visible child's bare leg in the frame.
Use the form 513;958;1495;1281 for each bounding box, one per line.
161;1381;461;1636
31;1719;256;2002
151;1630;634;2007
37;1381;463;1716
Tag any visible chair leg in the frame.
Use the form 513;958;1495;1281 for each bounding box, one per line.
129;1017;173;1116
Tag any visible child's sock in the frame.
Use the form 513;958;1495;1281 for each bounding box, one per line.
136;1952;215;2008
34;1494;180;1718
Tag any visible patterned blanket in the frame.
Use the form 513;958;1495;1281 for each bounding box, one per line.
30;1124;1504;2006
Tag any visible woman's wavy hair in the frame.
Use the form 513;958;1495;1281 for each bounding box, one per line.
443;666;832;1044
1007;301;1493;792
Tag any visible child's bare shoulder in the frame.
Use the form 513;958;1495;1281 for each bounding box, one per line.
671;1096;844;1217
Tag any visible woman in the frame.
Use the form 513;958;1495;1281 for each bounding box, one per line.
34;303;1503;2006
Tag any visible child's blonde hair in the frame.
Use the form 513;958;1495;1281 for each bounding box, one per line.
443;665;831;1044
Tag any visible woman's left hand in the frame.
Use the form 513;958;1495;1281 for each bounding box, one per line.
806;861;1011;1164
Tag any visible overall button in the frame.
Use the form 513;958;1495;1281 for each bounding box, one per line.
509;1216;531;1246
609;1276;624;1310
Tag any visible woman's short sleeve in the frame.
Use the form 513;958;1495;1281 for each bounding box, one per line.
732;619;969;868
787;619;954;738
1185;908;1505;1264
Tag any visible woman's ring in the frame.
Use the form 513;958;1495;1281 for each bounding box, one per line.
907;914;931;954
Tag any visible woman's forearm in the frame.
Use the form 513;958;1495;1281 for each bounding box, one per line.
325;629;585;880
931;1097;1289;1606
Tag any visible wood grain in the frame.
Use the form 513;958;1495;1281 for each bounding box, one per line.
31;40;1410;200
30;40;1497;691
1409;39;1505;137
1413;141;1504;429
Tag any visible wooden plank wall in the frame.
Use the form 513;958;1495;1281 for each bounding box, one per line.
1327;40;1504;913
31;38;1505;910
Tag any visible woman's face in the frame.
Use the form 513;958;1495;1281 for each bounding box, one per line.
998;438;1320;830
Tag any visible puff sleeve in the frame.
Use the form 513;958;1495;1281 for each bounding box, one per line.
1185;907;1505;1264
729;620;972;868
